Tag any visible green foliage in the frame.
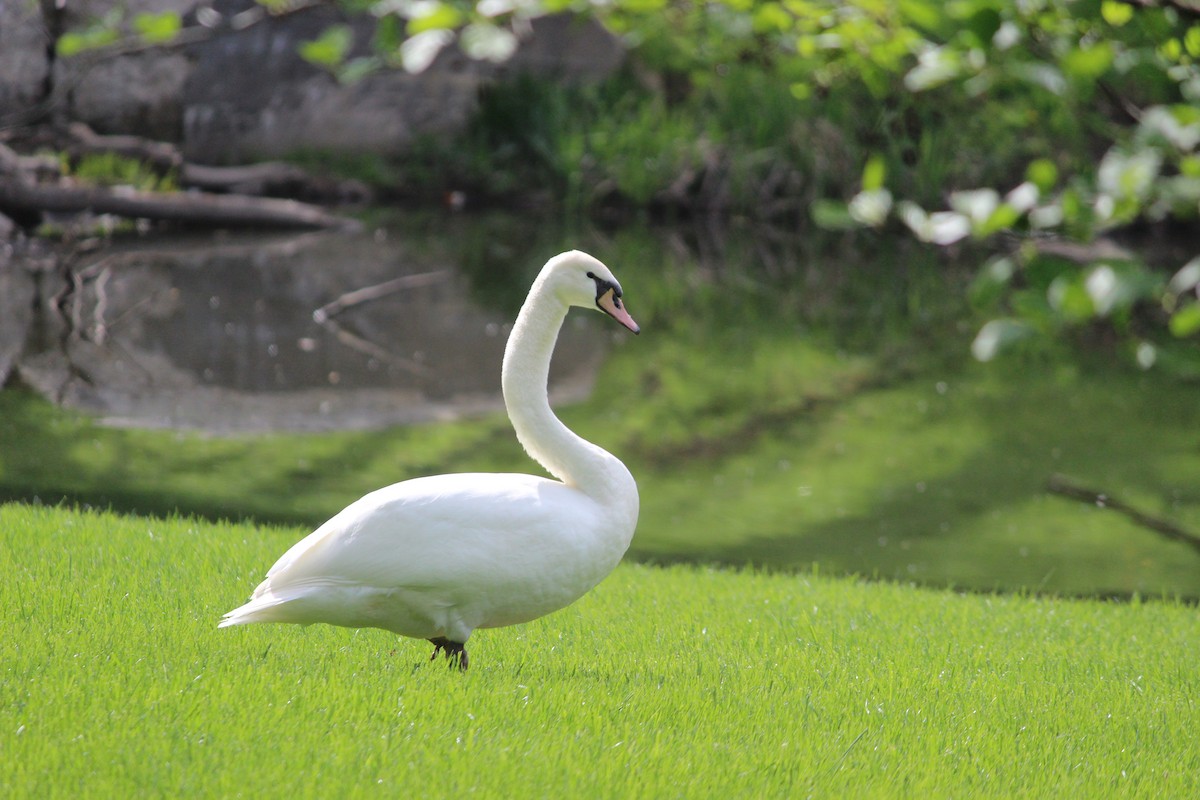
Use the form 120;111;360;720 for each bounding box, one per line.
69;152;177;192
960;242;1200;370
556;0;1198;369
3;503;1200;798
131;11;183;44
793;0;1200;368
56;8;181;55
55;9;123;57
299;23;354;68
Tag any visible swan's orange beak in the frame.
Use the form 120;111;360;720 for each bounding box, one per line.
598;289;640;334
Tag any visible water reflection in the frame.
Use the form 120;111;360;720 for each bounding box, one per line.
16;226;607;433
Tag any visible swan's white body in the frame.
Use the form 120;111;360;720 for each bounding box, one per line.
220;251;640;664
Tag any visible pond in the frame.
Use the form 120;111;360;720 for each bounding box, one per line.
2;211;1198;599
5;225;605;432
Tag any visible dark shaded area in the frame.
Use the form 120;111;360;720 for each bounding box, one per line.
630;365;1200;598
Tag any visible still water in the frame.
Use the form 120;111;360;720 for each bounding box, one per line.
4;212;1198;597
15;222;609;432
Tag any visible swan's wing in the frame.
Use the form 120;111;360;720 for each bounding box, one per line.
256;473;488;584
256;472;604;596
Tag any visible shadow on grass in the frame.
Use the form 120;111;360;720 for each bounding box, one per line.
629;363;1200;598
4;356;1198;600
0;387;517;530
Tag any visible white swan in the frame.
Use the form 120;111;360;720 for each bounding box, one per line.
220;250;640;670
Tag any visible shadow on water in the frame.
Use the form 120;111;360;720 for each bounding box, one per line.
2;211;1198;597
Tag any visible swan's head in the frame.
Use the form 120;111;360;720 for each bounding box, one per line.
543;250;640;334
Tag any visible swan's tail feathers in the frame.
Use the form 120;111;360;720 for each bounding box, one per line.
218;583;301;628
218;595;287;628
218;580;349;628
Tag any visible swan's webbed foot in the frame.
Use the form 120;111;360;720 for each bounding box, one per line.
428;637;469;671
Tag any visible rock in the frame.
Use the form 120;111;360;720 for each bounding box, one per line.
39;0;626;163
68;51;192;141
0;251;36;388
50;0;196;139
0;1;50;125
180;5;489;164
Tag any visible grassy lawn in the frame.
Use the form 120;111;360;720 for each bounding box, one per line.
2;503;1197;797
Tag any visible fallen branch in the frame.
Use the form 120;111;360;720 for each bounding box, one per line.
64;122;182;172
313;271;449;321
0;177;359;231
51;124;373;203
1047;473;1200;557
180;161;371;203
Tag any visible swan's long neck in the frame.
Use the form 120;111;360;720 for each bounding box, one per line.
501;283;634;508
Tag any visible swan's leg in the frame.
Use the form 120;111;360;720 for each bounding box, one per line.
428;637;469;671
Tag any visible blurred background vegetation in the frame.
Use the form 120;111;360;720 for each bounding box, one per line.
397;0;1200;369
31;0;1200;367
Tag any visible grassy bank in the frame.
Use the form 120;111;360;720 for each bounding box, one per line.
2;503;1198;798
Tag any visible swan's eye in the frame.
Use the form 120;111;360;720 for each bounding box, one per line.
592;275;640;333
588;272;620;306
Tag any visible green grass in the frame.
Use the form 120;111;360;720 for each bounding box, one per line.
3;334;1198;599
613;354;1200;597
2;503;1198;797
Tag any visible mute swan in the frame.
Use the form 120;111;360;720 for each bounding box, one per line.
220;250;640;670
